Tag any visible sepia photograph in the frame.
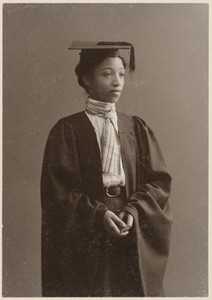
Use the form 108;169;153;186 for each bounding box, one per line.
2;2;208;297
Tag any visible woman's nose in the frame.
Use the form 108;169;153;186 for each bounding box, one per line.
112;75;121;86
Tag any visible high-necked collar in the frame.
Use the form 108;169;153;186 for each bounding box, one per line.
85;97;116;119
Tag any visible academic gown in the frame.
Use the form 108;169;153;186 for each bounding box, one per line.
41;111;172;297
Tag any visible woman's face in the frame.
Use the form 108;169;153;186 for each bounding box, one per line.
85;57;125;103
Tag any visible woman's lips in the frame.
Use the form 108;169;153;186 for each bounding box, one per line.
110;90;121;94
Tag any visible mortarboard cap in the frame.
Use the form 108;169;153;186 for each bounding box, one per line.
68;41;135;73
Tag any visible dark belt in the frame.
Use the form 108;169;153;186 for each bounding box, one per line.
105;185;125;198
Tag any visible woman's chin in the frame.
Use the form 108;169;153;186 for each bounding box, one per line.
89;93;121;103
103;95;121;103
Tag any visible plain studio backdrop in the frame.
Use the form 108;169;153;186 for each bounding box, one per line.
3;3;208;297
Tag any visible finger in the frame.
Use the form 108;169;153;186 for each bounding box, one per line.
120;225;132;233
119;231;129;237
109;220;121;235
108;220;129;238
127;214;134;227
118;211;126;220
112;214;126;228
113;229;129;238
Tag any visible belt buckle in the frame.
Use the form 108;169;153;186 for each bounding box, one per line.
106;186;121;198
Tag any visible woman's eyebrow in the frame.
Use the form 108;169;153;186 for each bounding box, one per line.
101;67;125;71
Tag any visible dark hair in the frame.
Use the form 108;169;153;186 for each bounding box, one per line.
75;49;127;92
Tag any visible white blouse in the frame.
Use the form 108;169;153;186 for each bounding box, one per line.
85;111;126;188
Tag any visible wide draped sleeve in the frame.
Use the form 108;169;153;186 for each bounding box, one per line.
41;117;108;296
123;116;172;296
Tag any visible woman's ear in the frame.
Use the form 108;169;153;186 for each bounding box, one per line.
82;75;91;88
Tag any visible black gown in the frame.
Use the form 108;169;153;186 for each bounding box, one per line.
41;111;172;297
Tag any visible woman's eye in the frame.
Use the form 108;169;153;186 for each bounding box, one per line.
120;73;125;77
103;72;111;77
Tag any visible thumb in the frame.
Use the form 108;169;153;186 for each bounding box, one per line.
127;213;134;227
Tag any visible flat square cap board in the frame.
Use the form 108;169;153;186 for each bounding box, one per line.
68;41;135;73
68;41;132;50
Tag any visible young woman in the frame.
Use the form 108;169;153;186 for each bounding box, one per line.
41;41;172;297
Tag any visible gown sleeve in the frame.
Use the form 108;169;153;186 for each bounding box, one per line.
41;118;108;296
123;116;172;296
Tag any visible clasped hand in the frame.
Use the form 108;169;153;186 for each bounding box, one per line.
103;210;133;238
